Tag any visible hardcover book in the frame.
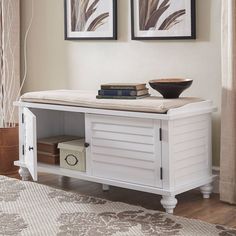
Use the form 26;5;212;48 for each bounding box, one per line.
96;94;150;99
98;89;149;96
100;83;146;90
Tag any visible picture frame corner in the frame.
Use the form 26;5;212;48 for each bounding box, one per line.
130;0;196;41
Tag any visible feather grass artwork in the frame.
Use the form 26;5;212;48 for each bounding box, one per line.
139;0;186;31
131;0;196;40
65;0;117;40
71;0;109;32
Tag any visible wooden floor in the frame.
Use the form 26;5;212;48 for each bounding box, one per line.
11;172;236;229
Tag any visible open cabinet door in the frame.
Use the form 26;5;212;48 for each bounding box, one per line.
24;108;37;181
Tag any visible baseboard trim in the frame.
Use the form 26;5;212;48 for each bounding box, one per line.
212;166;220;194
212;166;220;172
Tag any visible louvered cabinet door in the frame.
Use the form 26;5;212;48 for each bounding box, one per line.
86;114;162;188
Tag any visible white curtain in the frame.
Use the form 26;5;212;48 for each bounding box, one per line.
220;0;236;204
0;0;20;127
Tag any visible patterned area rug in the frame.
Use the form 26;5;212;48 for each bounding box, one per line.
0;176;235;236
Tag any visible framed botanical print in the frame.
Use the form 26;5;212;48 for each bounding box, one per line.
64;0;117;40
131;0;196;40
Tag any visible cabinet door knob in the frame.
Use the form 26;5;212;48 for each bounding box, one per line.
29;146;34;151
84;143;90;148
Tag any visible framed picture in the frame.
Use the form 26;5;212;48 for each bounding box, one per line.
131;0;196;40
64;0;117;40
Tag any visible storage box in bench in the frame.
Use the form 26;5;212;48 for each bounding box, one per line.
58;139;86;172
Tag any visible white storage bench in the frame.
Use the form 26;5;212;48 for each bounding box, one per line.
14;90;216;214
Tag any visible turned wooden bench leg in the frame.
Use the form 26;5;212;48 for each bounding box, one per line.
161;195;178;214
19;167;30;181
200;183;213;199
102;184;110;191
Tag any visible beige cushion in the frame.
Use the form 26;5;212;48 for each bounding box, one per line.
20;90;203;114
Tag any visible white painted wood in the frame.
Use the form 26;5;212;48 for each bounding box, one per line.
91;114;154;127
36;163;171;196
102;184;110;191
174;146;206;161
175;154;207;169
92;146;155;161
171;114;211;189
153;120;162;187
173;122;208;135
200;183;213;199
167;100;216;117
92;123;154;136
176;166;209;180
207;113;213;176
14;99;216;213
173;139;206;153
14;161;26;168
92;161;156;187
64;112;85;137
15;101;169;120
14;100;215;120
23;108;37;181
19;167;30;181
161;196;178;214
18;107;25;164
14;162;215;197
85;114;92;175
173;115;208;127
175;169;209;187
92;130;154;144
92;138;154;153
161;120;175;190
173;129;207;144
87;114;162;188
171;176;215;196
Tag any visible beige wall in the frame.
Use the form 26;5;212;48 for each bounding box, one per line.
20;0;221;165
1;0;20;125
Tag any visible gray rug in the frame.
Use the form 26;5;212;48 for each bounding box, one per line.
0;175;235;236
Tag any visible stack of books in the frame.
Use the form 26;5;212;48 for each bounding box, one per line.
96;83;150;99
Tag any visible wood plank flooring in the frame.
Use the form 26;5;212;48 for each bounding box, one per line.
12;172;235;229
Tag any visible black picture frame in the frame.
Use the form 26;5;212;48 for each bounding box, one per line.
130;0;196;40
64;0;117;40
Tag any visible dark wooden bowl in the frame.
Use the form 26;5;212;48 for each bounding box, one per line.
149;78;193;99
